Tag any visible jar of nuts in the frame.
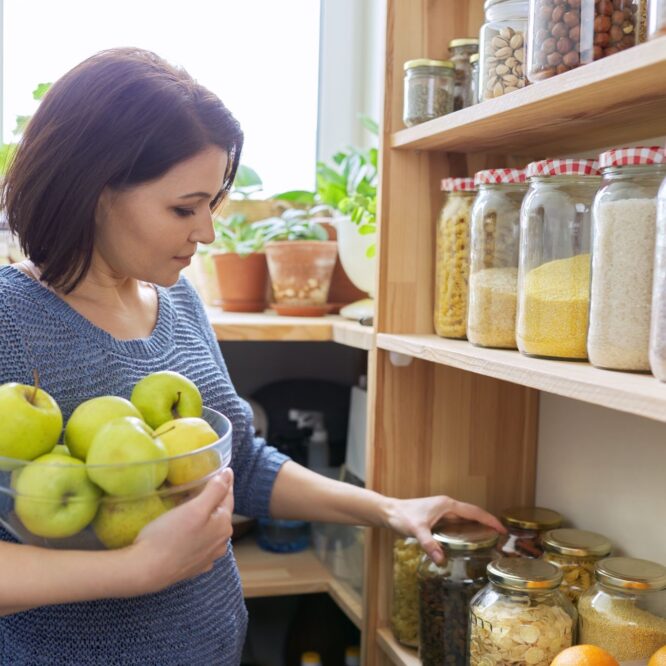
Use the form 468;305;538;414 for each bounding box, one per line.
527;0;642;82
469;168;527;349
497;506;563;558
449;38;479;110
469;558;577;666
434;177;477;339
403;59;455;127
479;0;529;100
542;528;612;603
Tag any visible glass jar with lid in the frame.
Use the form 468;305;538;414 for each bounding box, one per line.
497;506;563;558
418;521;498;666
578;557;666;660
516;159;601;360
469;54;480;105
527;0;641;83
434;177;477;339
650;146;666;381
469;558;577;666
449;38;479;111
479;0;529;101
391;537;422;648
588;147;666;372
468;168;527;349
649;0;666;38
542;528;612;603
403;59;455;127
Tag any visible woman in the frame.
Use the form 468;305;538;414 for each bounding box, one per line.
0;48;503;664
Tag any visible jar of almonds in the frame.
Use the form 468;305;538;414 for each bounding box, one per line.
479;0;529;100
542;528;612;603
469;558;577;666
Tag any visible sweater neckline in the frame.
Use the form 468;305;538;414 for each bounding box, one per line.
1;265;175;358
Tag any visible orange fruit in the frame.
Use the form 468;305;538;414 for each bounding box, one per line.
648;646;666;666
550;645;619;666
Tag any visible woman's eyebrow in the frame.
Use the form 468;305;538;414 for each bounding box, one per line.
178;191;212;199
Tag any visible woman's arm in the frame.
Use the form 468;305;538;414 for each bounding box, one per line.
269;461;505;564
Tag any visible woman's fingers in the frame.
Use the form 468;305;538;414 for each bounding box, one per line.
413;525;445;564
195;469;233;517
447;499;506;534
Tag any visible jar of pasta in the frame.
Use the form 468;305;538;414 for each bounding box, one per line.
542;528;612;603
469;558;577;666
391;537;422;648
434;177;476;339
497;506;563;559
468;168;526;348
516;159;601;359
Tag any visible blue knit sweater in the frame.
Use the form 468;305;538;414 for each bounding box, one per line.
0;265;289;665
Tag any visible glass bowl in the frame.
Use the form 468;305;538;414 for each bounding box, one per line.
0;406;232;549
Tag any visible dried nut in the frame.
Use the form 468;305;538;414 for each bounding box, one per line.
563;10;580;27
557;36;573;53
505;56;518;68
569;25;581;41
493;82;505;96
595;14;612;32
503;73;519;85
547;51;563;65
495;46;513;58
504;86;519;93
609;24;623;41
500;27;515;40
510;33;524;49
492;36;509;49
515;47;525;62
552;5;565;22
516;79;525;87
495;64;510;75
515;63;524;76
563;50;580;66
552;21;569;38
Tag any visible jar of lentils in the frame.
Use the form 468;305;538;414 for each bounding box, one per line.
497;506;563;558
403;59;455;127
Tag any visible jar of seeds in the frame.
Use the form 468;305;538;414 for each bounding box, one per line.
542;528;612;603
578;557;666;660
497;506;563;558
403;59;455;127
391;537;422;648
479;0;529;100
449;38;479;110
418;522;498;666
469;558;577;666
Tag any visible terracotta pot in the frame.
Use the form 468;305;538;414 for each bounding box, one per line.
265;241;338;306
212;252;269;313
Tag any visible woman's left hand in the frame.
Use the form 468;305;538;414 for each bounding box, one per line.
384;495;506;564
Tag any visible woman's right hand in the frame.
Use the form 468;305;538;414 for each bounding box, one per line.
132;467;235;593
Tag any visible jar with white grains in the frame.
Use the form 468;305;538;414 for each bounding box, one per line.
649;146;666;380
588;147;666;372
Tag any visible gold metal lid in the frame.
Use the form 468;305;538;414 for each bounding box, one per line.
404;59;454;71
543;529;612;558
501;506;563;531
488;557;563;591
470;54;480;63
432;521;499;551
595;557;666;592
449;38;480;48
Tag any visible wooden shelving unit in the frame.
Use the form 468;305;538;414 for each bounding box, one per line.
376;628;419;666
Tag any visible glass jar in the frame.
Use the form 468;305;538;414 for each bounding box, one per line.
542;528;612;603
649;0;666;38
527;0;641;82
578;557;666;660
468;169;527;349
403;59;455;127
434;178;477;339
469;558;577;666
469;54;480;105
650;154;666;381
517;159;601;359
449;38;479;111
497;506;563;558
588;147;666;372
479;0;529;101
418;522;498;666
391;537;422;648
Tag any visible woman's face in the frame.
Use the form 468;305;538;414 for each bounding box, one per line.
95;146;229;287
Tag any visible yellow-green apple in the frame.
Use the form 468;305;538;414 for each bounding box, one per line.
0;381;62;460
154;417;221;485
15;453;101;538
130;371;202;428
86;417;168;496
93;494;167;549
64;396;143;460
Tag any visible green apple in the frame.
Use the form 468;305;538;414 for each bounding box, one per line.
51;444;71;456
154;417;221;486
93;494;167;549
64;396;143;460
86;417;168;496
130;371;203;429
15;453;101;538
0;381;62;461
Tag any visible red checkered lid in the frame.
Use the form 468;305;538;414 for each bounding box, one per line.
598;146;666;169
526;159;601;178
474;168;526;186
441;177;476;192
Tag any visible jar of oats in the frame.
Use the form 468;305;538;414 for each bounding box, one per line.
469;558;577;666
542;528;612;603
434;177;477;339
468;168;527;349
391;537;422;648
578;557;666;660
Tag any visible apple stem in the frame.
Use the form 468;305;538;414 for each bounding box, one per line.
155;425;176;438
29;369;40;405
171;391;182;419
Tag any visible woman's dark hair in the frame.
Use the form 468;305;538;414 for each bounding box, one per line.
1;47;244;292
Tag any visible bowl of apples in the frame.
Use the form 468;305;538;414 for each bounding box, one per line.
0;370;232;550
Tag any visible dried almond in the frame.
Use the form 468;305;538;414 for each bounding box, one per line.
495;64;510;75
492;36;509;50
510;33;524;49
495;46;513;58
514;47;525;63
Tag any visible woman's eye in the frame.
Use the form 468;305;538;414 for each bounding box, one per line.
174;207;196;217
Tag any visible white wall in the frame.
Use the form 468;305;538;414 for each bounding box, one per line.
536;393;666;562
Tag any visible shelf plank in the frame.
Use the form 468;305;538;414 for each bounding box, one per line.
390;38;666;155
376;627;419;666
377;333;666;423
328;576;363;630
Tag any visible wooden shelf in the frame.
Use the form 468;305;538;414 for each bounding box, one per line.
390;38;666;156
206;307;375;350
376;628;419;666
377;333;666;423
328;576;363;631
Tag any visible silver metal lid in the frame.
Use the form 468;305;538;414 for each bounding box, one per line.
488;557;563;591
543;528;612;558
432;521;499;551
595;557;666;592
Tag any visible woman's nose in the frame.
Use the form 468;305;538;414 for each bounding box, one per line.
190;210;216;245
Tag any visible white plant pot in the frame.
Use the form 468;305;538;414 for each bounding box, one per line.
335;215;376;298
